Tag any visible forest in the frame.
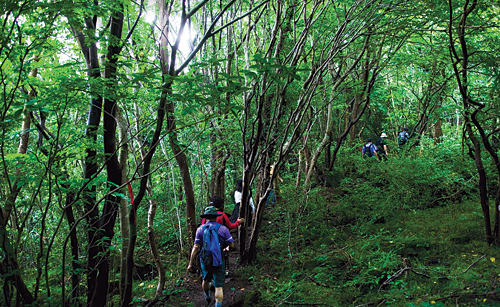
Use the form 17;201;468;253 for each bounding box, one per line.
1;0;500;306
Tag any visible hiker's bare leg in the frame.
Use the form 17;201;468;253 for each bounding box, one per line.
215;287;223;303
202;280;210;293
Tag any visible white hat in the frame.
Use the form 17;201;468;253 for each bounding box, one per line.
381;133;387;138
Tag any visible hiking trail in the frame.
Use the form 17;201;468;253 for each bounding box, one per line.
150;228;257;307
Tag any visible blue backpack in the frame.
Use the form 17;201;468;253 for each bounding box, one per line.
200;223;223;267
363;144;374;157
398;131;408;145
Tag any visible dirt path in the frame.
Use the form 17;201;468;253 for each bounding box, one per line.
156;230;255;307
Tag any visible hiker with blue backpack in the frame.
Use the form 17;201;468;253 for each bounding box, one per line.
398;127;410;148
362;138;379;160
187;206;235;307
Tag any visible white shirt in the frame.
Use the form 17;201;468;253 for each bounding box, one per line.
234;190;255;213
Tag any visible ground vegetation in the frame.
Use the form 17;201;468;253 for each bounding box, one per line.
0;0;499;306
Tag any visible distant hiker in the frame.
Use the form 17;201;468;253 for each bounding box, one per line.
398;127;410;147
187;206;235;307
203;195;245;230
362;138;379;160
267;164;283;205
375;133;389;160
230;179;255;223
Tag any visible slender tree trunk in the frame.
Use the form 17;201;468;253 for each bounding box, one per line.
433;119;443;142
0;62;41;304
209;129;228;198
348;95;362;146
465;121;492;244
329;95;371;171
2;108;30;224
136;119;167;296
70;18;103;301
166;103;197;242
117;107;130;301
89;7;124;306
494;180;500;244
64;191;81;306
2;55;40;223
304;103;332;188
124;2;169;304
447;0;499;244
123;89;168;306
348;51;370;146
0;213;35;305
147;189;166;296
295;150;303;188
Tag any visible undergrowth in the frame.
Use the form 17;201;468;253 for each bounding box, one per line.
235;140;500;306
119;137;499;307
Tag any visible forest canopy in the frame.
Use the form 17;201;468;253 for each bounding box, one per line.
1;0;499;306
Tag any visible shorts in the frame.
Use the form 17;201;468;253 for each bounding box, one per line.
200;257;225;287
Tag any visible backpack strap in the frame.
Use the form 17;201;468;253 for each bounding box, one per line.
211;223;223;259
209;223;222;240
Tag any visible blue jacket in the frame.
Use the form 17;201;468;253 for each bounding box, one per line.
362;143;377;157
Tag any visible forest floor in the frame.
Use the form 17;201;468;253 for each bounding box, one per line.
138;188;500;307
154;228;256;307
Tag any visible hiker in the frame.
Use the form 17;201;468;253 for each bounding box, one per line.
187;206;235;307
267;164;283;205
230;179;255;223
398;127;410;147
362;138;379;160
375;133;389;160
203;195;245;230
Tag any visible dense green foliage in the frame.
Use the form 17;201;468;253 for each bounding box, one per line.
228;140;500;306
1;0;500;305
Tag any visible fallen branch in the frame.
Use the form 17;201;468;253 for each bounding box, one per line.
411;269;431;278
428;174;477;206
379;267;430;291
307;275;332;288
283;302;332;306
378;267;410;291
461;254;485;274
435;290;499;302
354;299;387;307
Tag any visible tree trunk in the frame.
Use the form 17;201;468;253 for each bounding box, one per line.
465;121;492;244
304;103;332;188
89;6;124;306
123;2;169;304
295;150;303;189
70;17;103;302
137;127;167;297
433;119;443;142
166;103;197;243
64;191;81;306
209;129;228;198
348;50;371;146
117;107;130;301
0;212;35;305
348;95;362;146
147;189;166;296
447;0;499;244
2;58;40;222
2;110;30;224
